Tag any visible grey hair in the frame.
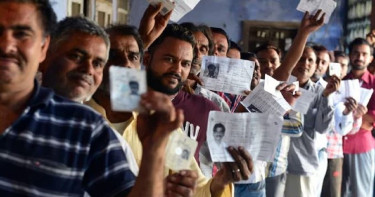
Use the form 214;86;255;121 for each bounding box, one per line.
49;16;110;53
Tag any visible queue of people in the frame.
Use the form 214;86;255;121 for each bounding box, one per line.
0;1;374;197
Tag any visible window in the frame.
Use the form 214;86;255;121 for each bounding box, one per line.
118;12;127;24
107;14;111;26
71;2;81;16
97;11;106;27
118;0;129;10
242;21;299;53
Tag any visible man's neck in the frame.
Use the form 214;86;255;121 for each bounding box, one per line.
0;83;34;134
311;76;319;83
298;78;309;88
168;92;178;101
351;69;366;79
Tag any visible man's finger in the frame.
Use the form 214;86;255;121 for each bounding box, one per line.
227;147;251;180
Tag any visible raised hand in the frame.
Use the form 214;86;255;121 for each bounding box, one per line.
139;3;173;49
354;104;368;120
277;82;302;106
323;75;341;97
299;9;325;34
137;90;184;150
343;97;358;115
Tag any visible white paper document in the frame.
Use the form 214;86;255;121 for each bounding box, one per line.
148;0;201;22
201;56;254;95
165;131;198;171
296;0;337;24
241;82;291;116
207;111;283;162
148;0;175;15
359;87;374;106
264;74;282;96
293;88;317;114
329;63;342;77
332;79;361;104
109;66;147;112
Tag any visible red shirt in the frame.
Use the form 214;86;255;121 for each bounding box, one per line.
344;70;375;121
343;70;375;154
173;90;220;164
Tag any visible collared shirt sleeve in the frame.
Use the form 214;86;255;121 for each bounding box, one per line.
83;120;136;197
314;93;334;134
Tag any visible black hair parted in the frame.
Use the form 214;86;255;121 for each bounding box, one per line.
0;0;58;37
349;37;374;55
148;23;196;54
106;24;144;59
213;123;225;133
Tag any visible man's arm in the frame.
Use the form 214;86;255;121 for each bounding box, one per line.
273;10;325;81
127;91;184;197
139;3;172;50
315;77;340;133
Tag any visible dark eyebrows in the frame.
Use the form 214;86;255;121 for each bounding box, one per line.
12;25;34;33
129;51;140;56
72;48;106;63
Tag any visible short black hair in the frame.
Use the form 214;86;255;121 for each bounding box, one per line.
50;16;109;53
148;23;196;56
241;52;257;60
312;44;331;61
0;0;57;37
254;42;281;57
229;40;242;52
210;27;230;50
106;24;144;60
312;44;328;53
213;123;225;133
334;50;347;58
181;22;214;55
349;37;373;55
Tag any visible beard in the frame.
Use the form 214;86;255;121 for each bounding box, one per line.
147;67;184;95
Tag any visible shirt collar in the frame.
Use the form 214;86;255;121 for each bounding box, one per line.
345;70;371;84
27;80;54;109
301;79;314;89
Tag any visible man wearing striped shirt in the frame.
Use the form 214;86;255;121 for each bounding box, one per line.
0;1;182;196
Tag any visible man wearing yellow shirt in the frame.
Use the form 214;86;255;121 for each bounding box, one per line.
89;21;254;196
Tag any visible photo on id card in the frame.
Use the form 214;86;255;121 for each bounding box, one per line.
165;131;198;171
109;66;147;112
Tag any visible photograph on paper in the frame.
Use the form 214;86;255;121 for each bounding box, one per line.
200;56;254;95
207;111;283;162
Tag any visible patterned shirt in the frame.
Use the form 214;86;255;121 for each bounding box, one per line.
0;83;136;196
216;92;243;112
267;111;303;177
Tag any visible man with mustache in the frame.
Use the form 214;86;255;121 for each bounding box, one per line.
122;23;254;197
254;43;282;79
181;22;230;113
341;38;375;197
40;16;106;102
311;44;331;86
285;46;339;197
